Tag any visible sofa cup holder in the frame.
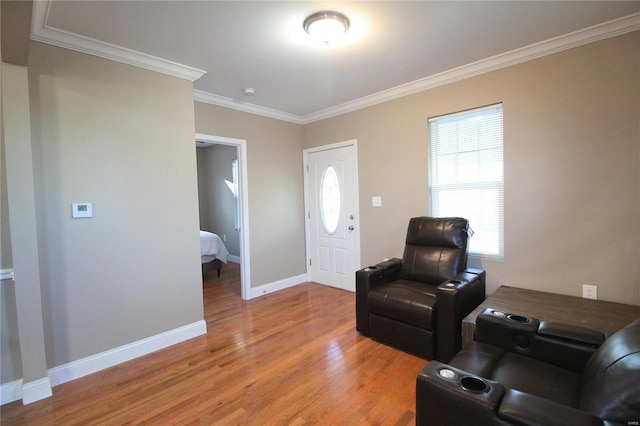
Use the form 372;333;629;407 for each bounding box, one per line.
445;280;463;288
506;314;530;323
459;376;489;394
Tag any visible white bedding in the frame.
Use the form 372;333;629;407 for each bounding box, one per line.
200;231;230;264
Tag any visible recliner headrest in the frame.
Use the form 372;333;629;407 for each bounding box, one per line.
405;217;470;249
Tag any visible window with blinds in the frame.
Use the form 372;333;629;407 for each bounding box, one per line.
428;104;504;259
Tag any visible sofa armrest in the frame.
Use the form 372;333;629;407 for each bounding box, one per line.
355;258;402;336
416;361;504;426
498;389;603;426
435;269;486;362
475;308;541;353
531;322;603;373
537;321;604;346
476;310;604;373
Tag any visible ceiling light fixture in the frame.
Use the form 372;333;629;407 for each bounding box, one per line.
303;11;350;45
243;88;256;96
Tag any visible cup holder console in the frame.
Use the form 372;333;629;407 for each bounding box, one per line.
490;310;531;323
363;266;378;271
507;314;530;323
460;376;489;394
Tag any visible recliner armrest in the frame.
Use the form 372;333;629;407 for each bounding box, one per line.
416;361;504;426
435;269;486;362
531;322;603;373
537;321;605;346
498;389;603;426
356;258;402;291
476;309;603;373
355;258;402;336
476;308;541;353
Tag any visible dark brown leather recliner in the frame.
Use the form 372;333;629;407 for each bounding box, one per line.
356;217;486;362
416;309;640;426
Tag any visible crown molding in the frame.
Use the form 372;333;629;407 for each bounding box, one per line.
28;0;639;122
30;1;206;82
300;12;640;124
194;90;304;124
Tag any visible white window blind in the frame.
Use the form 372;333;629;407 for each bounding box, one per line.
429;104;504;258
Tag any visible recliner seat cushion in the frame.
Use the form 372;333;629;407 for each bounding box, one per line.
368;280;437;330
490;353;582;408
451;342;583;408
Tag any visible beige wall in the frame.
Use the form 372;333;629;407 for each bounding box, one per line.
304;31;640;305
28;42;204;367
1;139;12;270
3;62;50;390
197;144;240;256
0;62;22;384
194;103;306;287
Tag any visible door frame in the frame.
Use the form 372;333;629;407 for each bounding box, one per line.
303;139;361;288
196;133;251;300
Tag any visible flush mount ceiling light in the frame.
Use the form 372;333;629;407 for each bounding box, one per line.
303;11;350;45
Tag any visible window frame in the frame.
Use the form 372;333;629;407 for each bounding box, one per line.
428;103;504;260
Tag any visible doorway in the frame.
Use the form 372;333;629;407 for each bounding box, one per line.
196;133;251;300
304;140;361;292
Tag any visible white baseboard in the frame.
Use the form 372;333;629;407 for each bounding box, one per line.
0;268;14;281
249;273;307;299
48;320;207;387
1;377;54;406
22;377;53;405
1;320;207;405
1;379;23;405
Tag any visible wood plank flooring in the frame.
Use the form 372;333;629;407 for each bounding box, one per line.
1;264;427;425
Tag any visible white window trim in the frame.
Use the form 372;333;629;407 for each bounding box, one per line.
428;103;504;259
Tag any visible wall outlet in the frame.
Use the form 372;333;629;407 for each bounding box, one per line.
582;285;598;300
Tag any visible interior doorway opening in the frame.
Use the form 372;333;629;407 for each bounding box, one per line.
196;133;251;300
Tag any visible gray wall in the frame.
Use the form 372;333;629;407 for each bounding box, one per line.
1;62;22;384
197;144;240;257
2;62;49;389
304;31;640;305
1;137;11;270
26;42;204;368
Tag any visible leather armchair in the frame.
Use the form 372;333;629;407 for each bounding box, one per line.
416;309;640;426
356;217;486;362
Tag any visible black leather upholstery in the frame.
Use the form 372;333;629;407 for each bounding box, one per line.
356;217;486;362
400;216;470;284
416;309;640;426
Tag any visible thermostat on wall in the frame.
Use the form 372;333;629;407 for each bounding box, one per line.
72;203;93;218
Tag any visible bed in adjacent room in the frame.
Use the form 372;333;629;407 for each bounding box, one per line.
200;230;230;277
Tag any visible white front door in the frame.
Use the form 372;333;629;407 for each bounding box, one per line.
305;141;360;292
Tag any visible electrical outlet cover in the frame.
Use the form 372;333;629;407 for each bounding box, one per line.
582;285;597;300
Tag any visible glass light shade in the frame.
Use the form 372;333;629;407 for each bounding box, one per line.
304;11;350;45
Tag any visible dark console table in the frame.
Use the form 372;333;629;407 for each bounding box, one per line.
462;285;640;346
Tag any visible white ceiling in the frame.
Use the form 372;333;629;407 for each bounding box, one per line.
32;1;640;123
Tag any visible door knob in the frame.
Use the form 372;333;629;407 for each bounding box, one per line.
348;225;355;231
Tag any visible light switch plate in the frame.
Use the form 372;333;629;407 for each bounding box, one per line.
72;203;93;218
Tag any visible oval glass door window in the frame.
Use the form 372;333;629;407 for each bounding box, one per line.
320;165;341;234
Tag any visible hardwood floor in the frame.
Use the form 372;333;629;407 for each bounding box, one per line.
1;264;427;425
